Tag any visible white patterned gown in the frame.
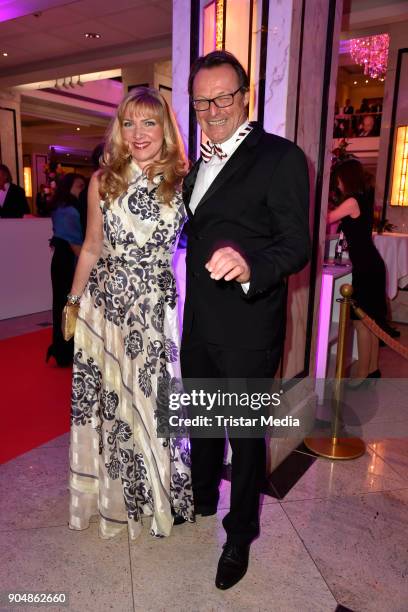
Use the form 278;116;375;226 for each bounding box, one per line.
69;164;194;539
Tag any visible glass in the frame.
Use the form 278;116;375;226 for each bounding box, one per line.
192;87;243;111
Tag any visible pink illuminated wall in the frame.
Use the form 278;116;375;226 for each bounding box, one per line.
203;1;216;54
224;0;251;73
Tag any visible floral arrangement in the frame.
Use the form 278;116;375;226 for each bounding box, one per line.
331;138;357;168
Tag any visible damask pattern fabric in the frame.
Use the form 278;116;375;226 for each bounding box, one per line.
69;164;194;539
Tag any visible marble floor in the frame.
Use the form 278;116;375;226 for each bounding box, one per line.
0;316;407;612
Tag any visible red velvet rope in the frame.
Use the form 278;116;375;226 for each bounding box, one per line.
351;303;408;360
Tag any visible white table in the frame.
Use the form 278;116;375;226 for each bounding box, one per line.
315;263;357;396
373;232;408;300
0;218;53;320
316;264;354;379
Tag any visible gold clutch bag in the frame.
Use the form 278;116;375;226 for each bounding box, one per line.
62;303;80;341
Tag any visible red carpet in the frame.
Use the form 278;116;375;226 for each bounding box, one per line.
0;328;71;464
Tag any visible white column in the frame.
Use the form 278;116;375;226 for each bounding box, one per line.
264;0;300;138
172;0;192;154
0;89;24;188
263;0;343;378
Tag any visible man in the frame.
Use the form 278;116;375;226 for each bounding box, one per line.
0;164;30;218
342;98;354;114
358;114;377;137
370;101;382;114
181;51;310;589
36;183;50;217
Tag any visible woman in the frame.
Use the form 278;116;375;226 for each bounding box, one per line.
47;173;85;366
328;159;386;385
68;87;194;539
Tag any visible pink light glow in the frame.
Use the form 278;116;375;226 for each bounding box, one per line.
315;273;334;380
0;0;71;23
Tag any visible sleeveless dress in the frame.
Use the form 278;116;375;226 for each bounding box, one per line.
69;163;194;539
340;191;387;325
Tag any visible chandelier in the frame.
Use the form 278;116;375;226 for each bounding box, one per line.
215;0;224;50
350;34;389;80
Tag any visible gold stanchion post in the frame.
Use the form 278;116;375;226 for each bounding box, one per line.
304;283;366;459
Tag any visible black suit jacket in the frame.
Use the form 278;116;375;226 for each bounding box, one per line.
182;122;310;351
0;183;30;218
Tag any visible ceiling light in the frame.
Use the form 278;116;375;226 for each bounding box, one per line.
365;79;369;83
2;52;8;57
66;153;70;157
14;69;121;91
353;80;358;85
76;127;81;131
84;32;101;39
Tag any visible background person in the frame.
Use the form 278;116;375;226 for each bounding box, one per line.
358;114;377;137
46;173;85;366
370;101;382;113
342;98;354;114
358;98;370;113
328;159;386;385
0;164;30;218
36;183;50;217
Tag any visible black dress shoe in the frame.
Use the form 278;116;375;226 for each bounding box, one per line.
46;347;72;367
45;345;54;363
368;369;381;378
215;543;250;590
194;504;217;517
346;377;371;390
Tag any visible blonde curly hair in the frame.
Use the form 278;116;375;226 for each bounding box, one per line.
99;87;187;206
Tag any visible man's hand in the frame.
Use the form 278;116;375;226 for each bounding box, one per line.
205;247;250;283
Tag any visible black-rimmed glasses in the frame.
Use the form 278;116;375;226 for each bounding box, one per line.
192;87;244;111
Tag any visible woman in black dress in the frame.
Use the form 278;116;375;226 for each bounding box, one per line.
328;159;386;383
